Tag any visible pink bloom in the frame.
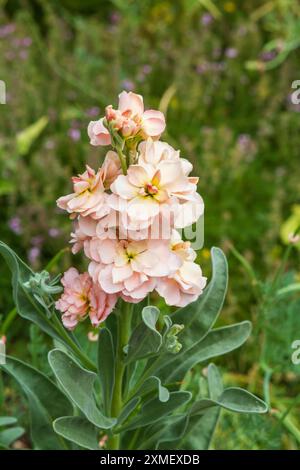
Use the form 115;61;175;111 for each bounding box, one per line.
55;268;92;330
88;238;181;301
89;283;117;327
57;165;107;219
137;139;204;228
156;261;207;307
102;150;122;188
57;153;120;220
70;216;98;254
110;162;186;220
109;140;203;230
55;268;117;330
155;232;207;307
88;118;111;146
87;91;165;146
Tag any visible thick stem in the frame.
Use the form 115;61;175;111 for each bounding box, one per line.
109;301;133;450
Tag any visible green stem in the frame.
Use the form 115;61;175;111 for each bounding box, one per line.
1;307;17;335
52;314;97;372
125;354;163;403
109;301;133;450
116;148;128;175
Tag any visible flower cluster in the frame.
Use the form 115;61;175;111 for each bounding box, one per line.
56;91;206;330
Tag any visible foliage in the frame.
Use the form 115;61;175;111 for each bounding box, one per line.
0;243;267;450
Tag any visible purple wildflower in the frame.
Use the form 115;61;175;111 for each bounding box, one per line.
8;217;22;235
68;128;81;141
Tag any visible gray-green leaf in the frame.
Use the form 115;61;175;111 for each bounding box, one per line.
53;416;99;450
126;306;162;364
1;355;72;449
48;349;116;429
119;391;191;432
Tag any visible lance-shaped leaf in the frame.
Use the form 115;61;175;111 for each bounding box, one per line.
48;349;116;429
191;388;268;415
1;355;72;450
172;247;228;348
0;241;74;346
126;306;162;364
97;328;115;414
53;417;99;450
119;391;191;432
157;321;252;384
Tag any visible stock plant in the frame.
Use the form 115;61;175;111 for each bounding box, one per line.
0;92;267;450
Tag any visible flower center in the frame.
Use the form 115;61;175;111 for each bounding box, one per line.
145;182;159;196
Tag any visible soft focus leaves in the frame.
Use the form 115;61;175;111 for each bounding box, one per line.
280;205;300;249
16;116;49;156
0;416;24;449
0;426;24;448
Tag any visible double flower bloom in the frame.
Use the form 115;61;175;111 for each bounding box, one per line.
56;92;207;330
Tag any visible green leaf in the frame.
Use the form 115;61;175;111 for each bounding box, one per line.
126;306;162;364
48;349;116;429
1;355;72;449
220;388;268;413
53;417;99;450
181;409;220;450
97;328;115;414
138;414;188;450
157;321;252;383
0;180;15;196
0;427;24;447
16;116;48;156
0;417;17;427
134;376;170;403
119;391;191;432
0;241;71;345
161;364;224;450
117;397;140;426
207;363;224;400
172;247;228;349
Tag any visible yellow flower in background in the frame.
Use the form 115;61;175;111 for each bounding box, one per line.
201;248;211;260
224;1;236;13
280;204;300;250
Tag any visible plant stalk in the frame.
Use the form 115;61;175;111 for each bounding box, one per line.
109;301;133;449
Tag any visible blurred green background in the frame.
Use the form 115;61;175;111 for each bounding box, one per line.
0;0;300;450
